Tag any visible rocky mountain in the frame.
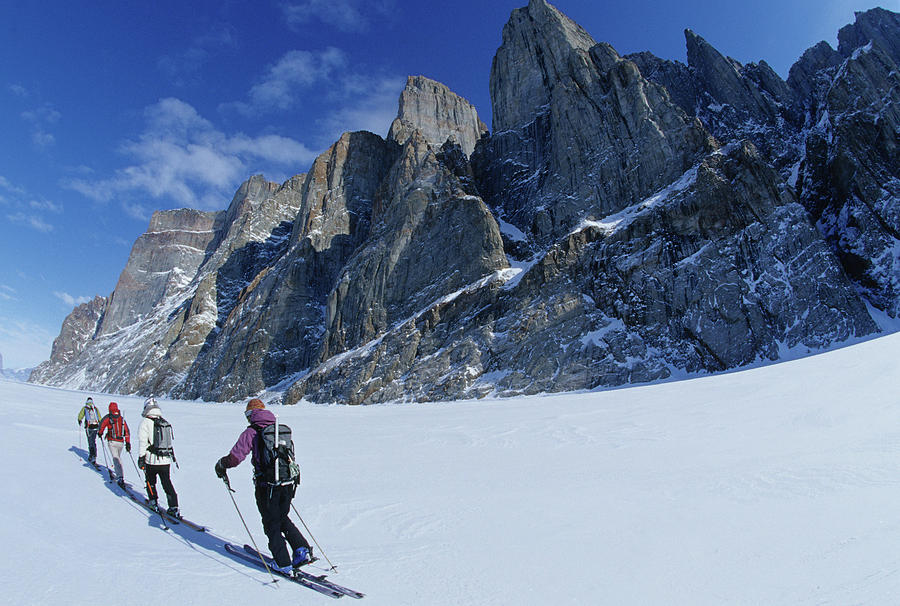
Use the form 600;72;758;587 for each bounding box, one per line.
32;1;899;404
0;353;32;382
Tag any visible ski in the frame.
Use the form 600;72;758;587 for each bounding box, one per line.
223;543;343;598
120;486;172;528
165;512;207;532
120;486;208;531
242;544;365;599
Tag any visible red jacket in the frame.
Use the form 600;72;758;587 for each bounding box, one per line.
99;403;130;444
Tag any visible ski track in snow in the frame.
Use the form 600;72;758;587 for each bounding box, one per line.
4;331;900;604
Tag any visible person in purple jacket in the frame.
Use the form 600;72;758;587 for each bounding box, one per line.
215;398;312;574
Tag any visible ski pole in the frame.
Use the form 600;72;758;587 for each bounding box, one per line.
128;450;142;477
100;439;114;482
291;503;337;572
221;476;278;584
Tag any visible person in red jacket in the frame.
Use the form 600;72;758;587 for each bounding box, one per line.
98;402;131;487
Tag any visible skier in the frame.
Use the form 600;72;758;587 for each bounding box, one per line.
98;402;131;487
76;397;101;463
137;397;179;518
215;398;312;574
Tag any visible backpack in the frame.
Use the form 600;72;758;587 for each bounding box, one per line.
149;417;175;458
106;414;125;440
256;420;300;486
84;405;100;426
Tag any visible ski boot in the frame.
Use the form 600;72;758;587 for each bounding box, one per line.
291;546;312;568
166;506;181;519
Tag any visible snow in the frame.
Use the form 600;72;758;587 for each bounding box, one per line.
5;330;900;604
497;217;527;243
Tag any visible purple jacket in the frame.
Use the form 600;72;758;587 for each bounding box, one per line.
222;409;275;475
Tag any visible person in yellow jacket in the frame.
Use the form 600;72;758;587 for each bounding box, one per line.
76;397;101;464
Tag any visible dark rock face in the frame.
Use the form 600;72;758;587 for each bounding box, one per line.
473;0;713;250
796;12;900;317
175;131;396;401
786;42;843;106
33;2;896;405
628;30;803;177
286;142;876;404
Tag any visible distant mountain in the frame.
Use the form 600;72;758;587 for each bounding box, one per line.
0;354;34;382
32;1;900;404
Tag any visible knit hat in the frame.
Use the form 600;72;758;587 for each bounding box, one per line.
109;402;119;414
245;398;265;412
142;397;159;417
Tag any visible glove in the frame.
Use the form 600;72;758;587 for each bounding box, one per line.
215;458;227;479
78;420;82;427
126;442;131;453
138;456;146;470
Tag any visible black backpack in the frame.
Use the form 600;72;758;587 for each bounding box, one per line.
149;417;175;458
256;420;300;486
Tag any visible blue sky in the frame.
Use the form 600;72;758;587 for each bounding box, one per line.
0;0;892;369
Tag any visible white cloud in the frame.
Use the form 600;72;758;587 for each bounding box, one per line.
66;98;320;211
281;0;396;33
54;291;92;307
321;75;405;141
0;176;26;195
29;199;62;213
245;48;347;111
0;316;55;369
158;24;237;84
0;285;16;301
21;104;61;149
0;176;62;231
225;47;404;145
282;0;367;32
7;212;54;232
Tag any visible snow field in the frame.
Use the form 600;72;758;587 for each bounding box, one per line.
2;330;900;604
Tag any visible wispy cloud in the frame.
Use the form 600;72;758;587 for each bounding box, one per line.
225;47;403;143
0;285;16;302
0;176;26;196
1;176;62;232
7;212;54;232
158;24;237;84
281;0;395;33
66;98;320;214
54;291;92;307
21;103;61;148
237;47;347;112
320;74;405;142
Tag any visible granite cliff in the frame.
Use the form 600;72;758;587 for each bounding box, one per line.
32;2;898;404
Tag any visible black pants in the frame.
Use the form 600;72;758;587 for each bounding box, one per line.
255;483;309;567
145;464;178;509
85;425;98;460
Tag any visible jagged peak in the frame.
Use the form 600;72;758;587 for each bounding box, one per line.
838;6;900;61
685;29;742;72
519;0;595;53
491;1;597;132
388;75;487;157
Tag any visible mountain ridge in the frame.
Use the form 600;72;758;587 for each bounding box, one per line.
31;3;900;404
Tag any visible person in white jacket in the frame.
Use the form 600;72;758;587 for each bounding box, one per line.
138;398;179;517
